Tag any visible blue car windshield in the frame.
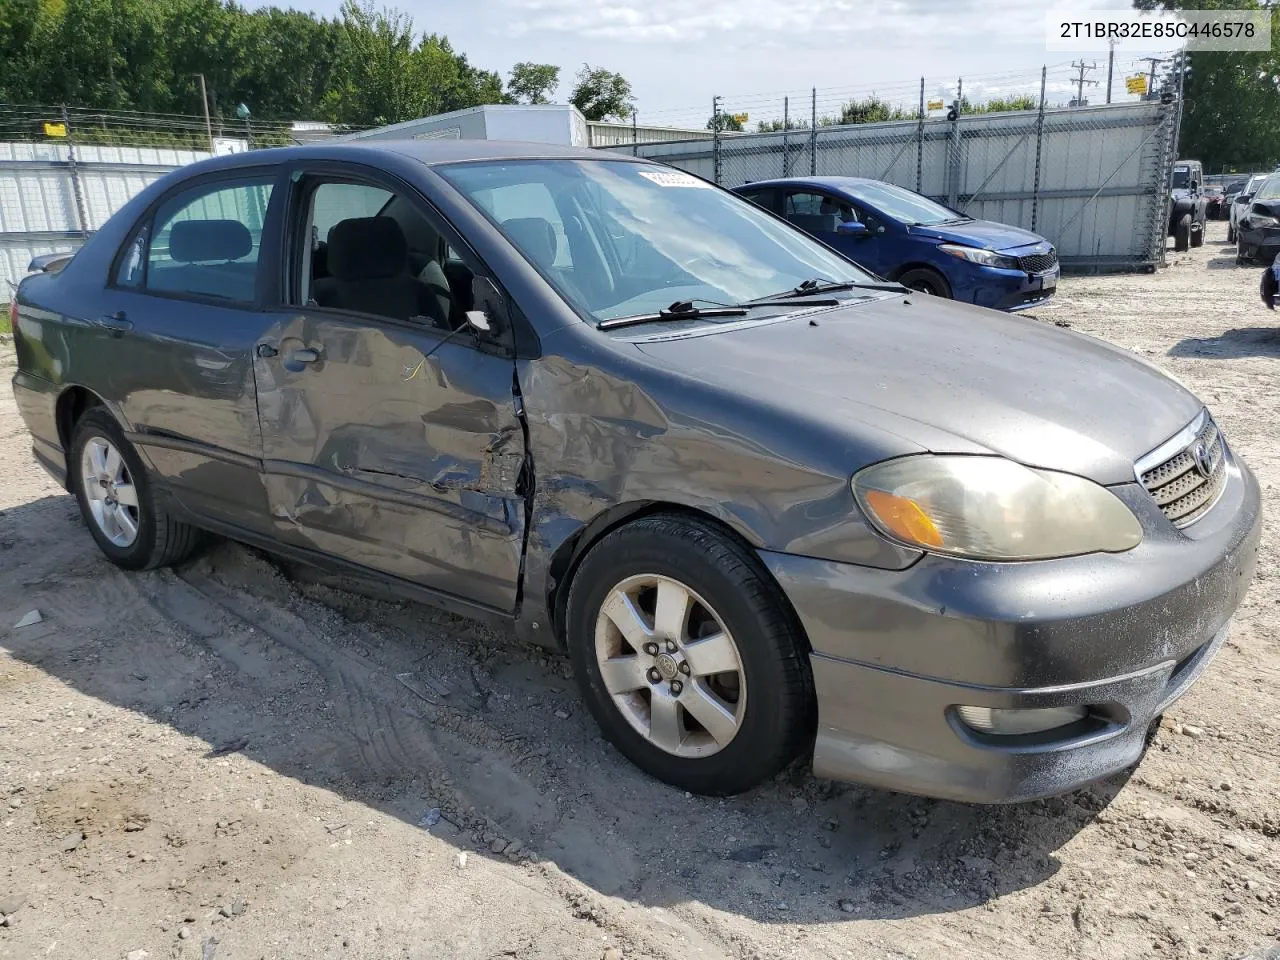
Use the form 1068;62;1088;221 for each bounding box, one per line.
846;181;968;226
437;159;875;324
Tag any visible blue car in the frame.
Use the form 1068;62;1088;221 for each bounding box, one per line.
733;177;1060;311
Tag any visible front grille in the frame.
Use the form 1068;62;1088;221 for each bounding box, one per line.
1017;250;1058;274
1139;415;1227;527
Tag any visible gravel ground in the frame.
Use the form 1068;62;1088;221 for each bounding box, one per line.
1;220;1277;960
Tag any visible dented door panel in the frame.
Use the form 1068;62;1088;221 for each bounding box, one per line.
254;310;524;612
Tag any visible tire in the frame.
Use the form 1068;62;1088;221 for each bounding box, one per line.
896;267;951;298
565;513;816;796
1173;214;1191;252
1190;219;1204;248
69;408;201;570
1227;224;1236;244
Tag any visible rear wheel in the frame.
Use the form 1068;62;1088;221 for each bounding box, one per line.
565;514;815;795
1174;214;1191;252
69;409;202;570
1190;218;1205;248
897;267;951;298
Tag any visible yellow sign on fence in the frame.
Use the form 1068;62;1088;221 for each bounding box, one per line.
927;99;945;111
1125;75;1148;96
730;113;749;125
42;122;67;138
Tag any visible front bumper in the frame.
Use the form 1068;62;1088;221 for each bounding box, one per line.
1238;224;1280;263
760;457;1261;803
966;264;1060;312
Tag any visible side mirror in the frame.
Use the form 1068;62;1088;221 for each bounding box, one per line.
1237;193;1254;204
836;220;870;237
468;276;507;337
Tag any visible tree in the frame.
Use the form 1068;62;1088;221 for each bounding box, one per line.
1133;0;1280;169
508;62;559;104
569;64;633;121
756;118;809;132
706;112;744;132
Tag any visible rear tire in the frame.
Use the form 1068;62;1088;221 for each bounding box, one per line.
1174;214;1191;252
69;408;202;570
1190;219;1204;248
565;514;816;796
897;267;952;299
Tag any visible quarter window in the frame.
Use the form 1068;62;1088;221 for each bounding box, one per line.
145;180;274;302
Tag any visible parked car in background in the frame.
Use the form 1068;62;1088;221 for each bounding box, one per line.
1237;173;1280;265
1228;174;1269;244
1202;185;1225;220
8;142;1261;803
733;177;1059;311
1168;160;1209;252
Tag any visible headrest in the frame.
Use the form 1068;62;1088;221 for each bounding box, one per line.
501;217;558;266
169;219;252;263
327;217;409;281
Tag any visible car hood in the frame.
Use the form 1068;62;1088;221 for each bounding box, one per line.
633;296;1202;484
907;218;1049;254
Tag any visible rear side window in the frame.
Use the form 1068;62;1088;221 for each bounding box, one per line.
144;179;274;302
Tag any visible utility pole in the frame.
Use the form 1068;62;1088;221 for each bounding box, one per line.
197;73;214;153
1139;57;1166;101
1070;60;1097;106
711;95;722;185
1106;40;1115;104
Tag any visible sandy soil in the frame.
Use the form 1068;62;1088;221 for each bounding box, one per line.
1;220;1278;960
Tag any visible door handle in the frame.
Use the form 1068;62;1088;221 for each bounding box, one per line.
95;311;133;334
290;347;321;364
256;343;278;359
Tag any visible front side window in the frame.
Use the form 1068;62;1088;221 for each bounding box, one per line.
844;181;964;226
145;179;274;302
438;160;872;324
298;178;460;329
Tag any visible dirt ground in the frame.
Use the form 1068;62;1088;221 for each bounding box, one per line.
1;220;1278;960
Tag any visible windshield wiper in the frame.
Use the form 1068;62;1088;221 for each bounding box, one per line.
597;299;748;331
751;278;907;302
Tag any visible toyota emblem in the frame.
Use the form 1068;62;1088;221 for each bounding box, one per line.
1192;441;1214;479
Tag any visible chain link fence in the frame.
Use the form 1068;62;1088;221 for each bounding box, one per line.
622;96;1181;271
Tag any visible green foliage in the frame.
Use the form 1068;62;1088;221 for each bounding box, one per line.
508;62;560;105
1132;0;1280;169
0;0;522;133
706;112;744;132
755;117;809;132
569;64;633;121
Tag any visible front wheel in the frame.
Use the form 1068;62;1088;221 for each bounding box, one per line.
565;514;815;796
1174;214;1191;252
70;408;202;570
897;267;951;298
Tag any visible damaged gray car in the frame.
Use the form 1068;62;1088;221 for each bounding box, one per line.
9;142;1261;802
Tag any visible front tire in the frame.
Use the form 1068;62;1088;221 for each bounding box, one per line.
69;408;201;570
565;514;815;796
897;267;951;298
1174;214;1191;252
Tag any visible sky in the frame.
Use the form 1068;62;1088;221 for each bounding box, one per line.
245;0;1179;128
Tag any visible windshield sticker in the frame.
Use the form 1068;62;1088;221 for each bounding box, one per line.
638;170;712;189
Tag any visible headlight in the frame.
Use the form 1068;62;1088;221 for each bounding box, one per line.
852;455;1142;560
1247;215;1280;229
938;243;1020;270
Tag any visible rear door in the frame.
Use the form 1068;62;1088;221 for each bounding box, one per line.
251;163;526;613
103;171;283;532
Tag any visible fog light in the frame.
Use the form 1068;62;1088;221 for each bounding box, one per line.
956;705;1088;736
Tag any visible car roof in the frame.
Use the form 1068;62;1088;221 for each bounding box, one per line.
170;139;645;176
733;176;892;192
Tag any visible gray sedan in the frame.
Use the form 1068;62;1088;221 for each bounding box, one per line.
8;141;1260;802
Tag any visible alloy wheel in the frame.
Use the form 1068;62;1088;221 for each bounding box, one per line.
80;436;140;547
593;574;746;758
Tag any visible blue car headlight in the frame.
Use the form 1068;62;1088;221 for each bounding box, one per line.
939;243;1020;270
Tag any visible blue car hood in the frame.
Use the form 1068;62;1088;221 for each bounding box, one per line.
909;218;1050;254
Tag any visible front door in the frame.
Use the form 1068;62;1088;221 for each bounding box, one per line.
104;172;282;532
252;168;526;613
781;188;885;275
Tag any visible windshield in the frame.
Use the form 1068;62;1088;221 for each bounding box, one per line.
846;180;965;225
437;159;874;323
1256;175;1280;201
1172;166;1190;188
1248;175;1269;194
